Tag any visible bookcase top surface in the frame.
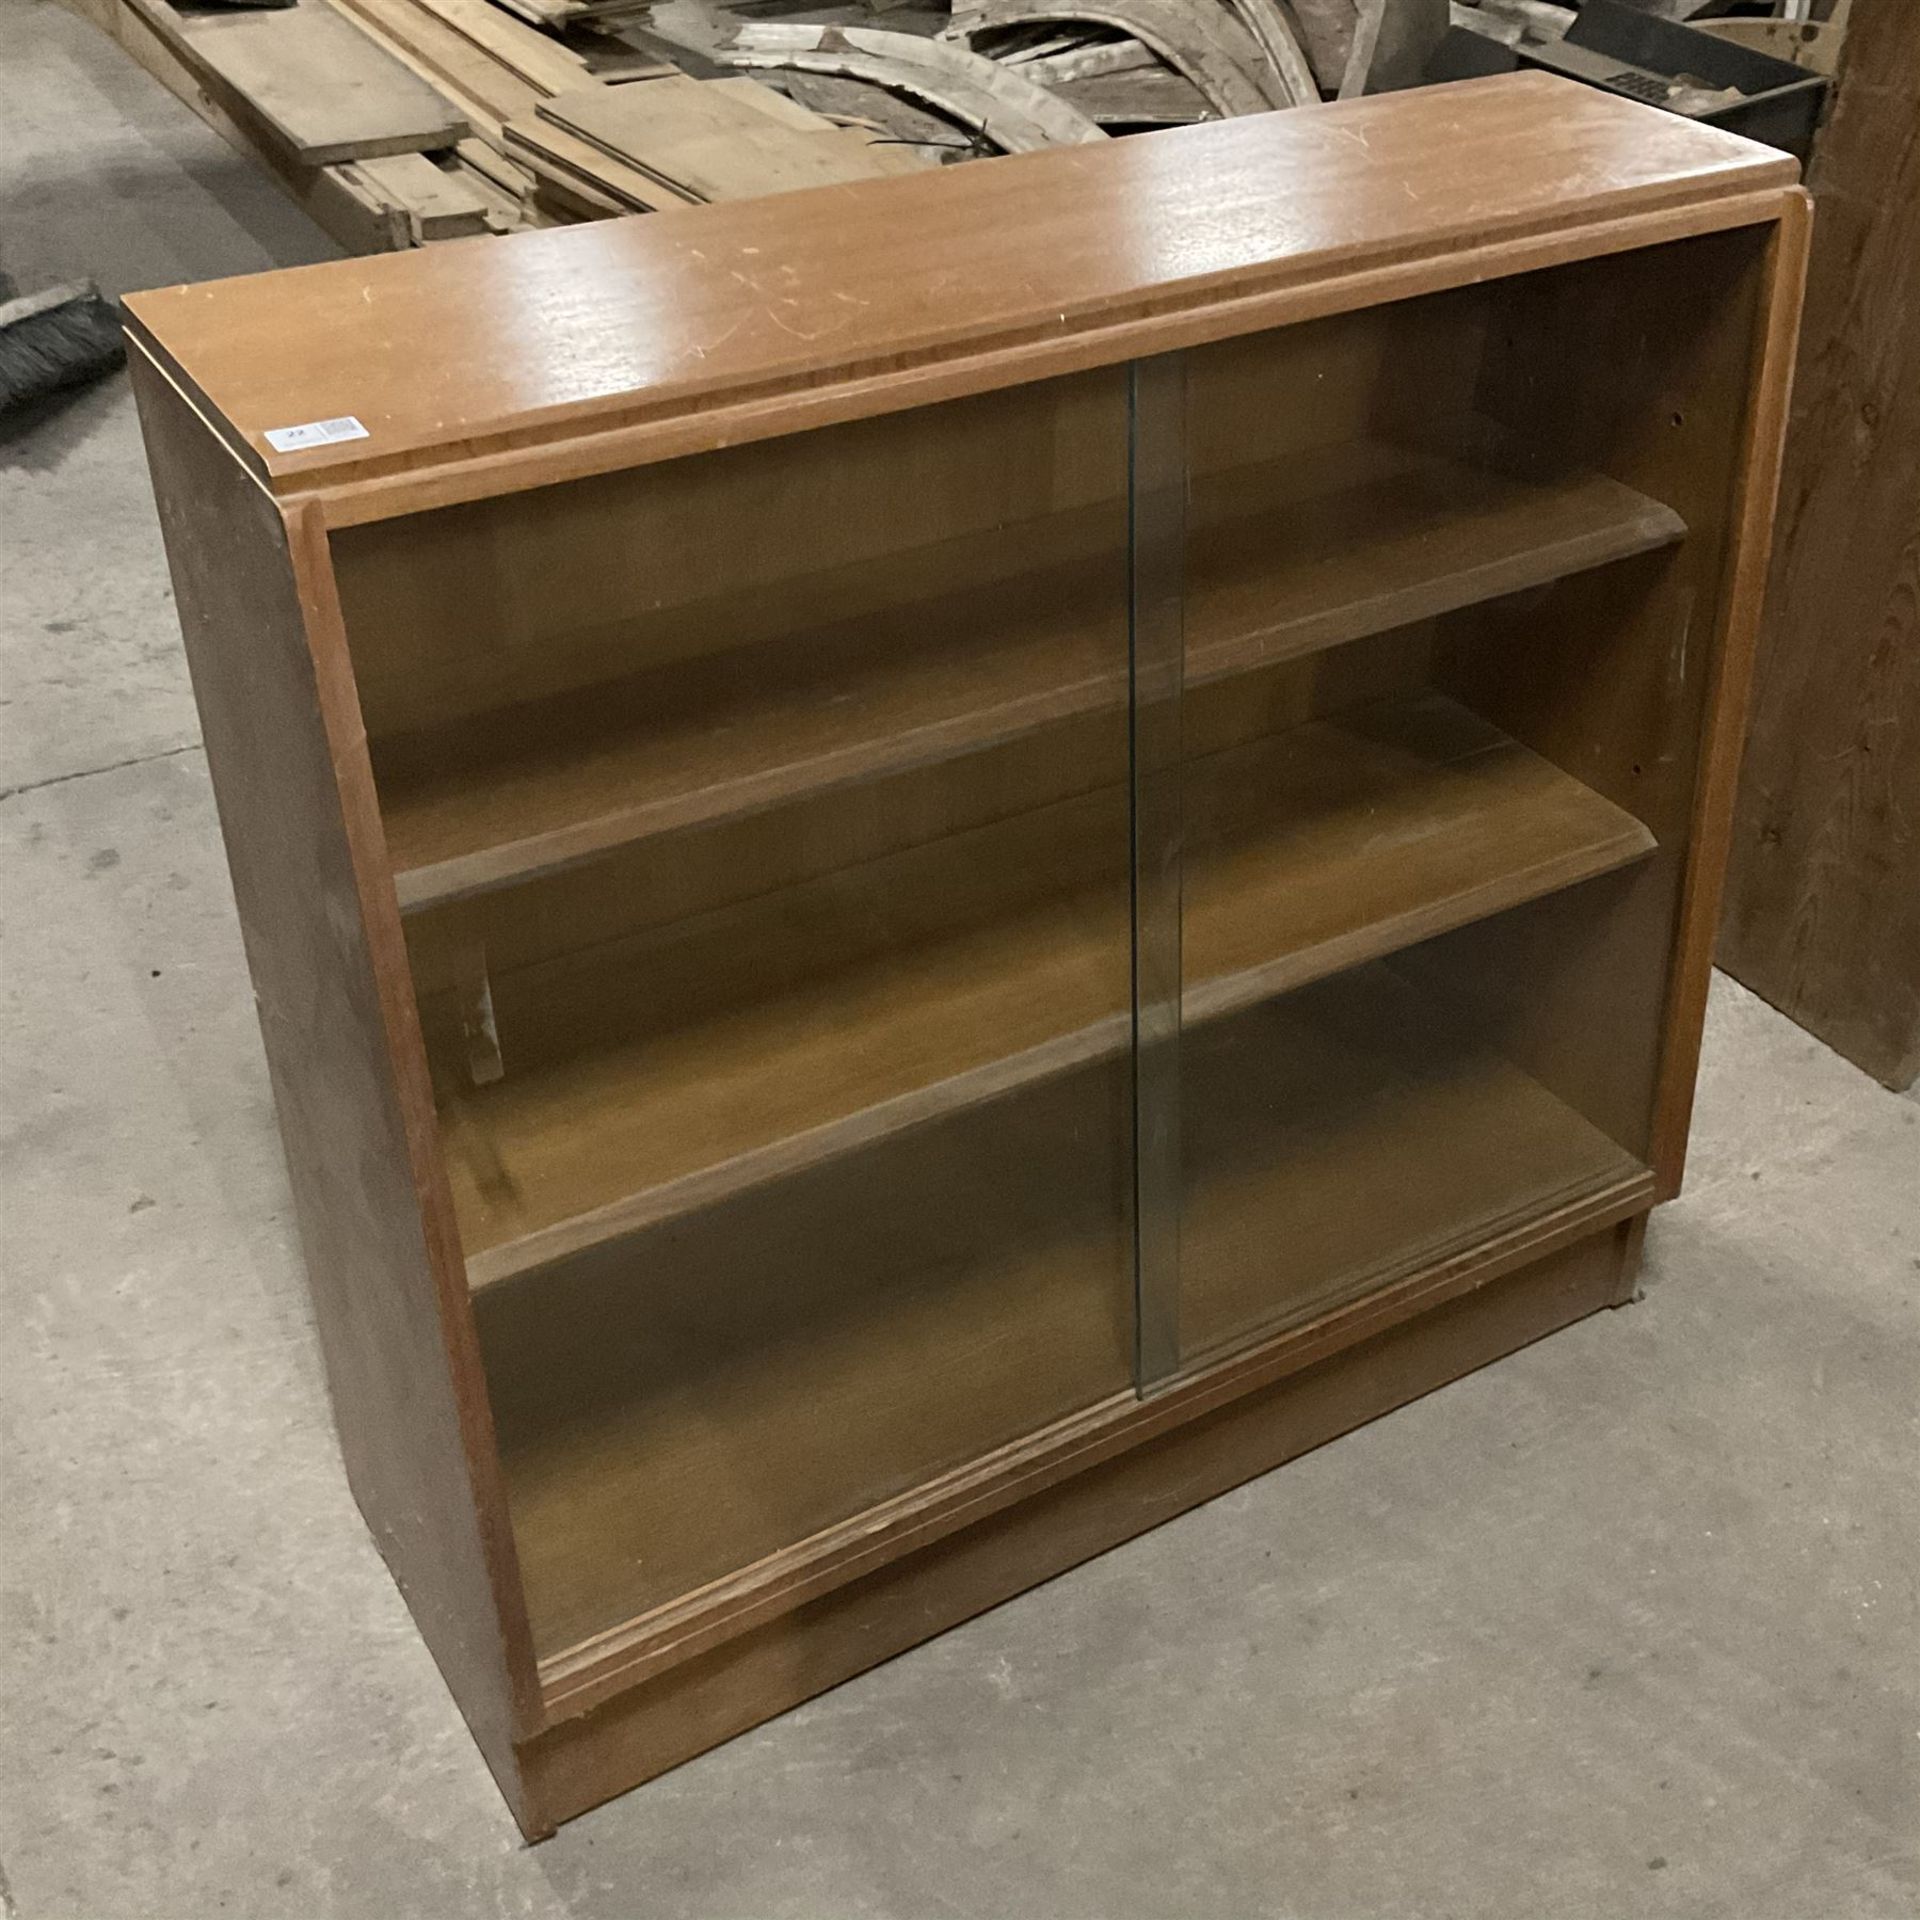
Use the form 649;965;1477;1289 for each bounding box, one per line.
124;72;1795;519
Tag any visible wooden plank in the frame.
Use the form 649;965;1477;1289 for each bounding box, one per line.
116;74;1801;518
324;0;542;140
1055;66;1212;125
1289;0;1359;89
171;0;468;164
1222;0;1319;103
455;133;534;197
751;68;966;159
347;152;492;239
449;138;536;232
373;0;594;97
310;160;416;250
1721;0;1920;1091
504;112;692;212
1017;36;1161;82
324;0;541;130
537;75;926;202
433;690;1654;1286
474;958;1648;1657
68;0;431;251
1340;0;1448;98
373;438;1682;908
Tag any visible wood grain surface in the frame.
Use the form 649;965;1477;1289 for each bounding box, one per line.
120;73;1795;518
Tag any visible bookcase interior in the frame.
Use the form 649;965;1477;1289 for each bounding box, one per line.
326;223;1771;1668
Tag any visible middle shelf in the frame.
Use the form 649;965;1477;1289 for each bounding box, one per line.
438;688;1656;1288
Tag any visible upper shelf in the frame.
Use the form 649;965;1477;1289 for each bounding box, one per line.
379;434;1684;911
120;73;1795;518
442;688;1655;1289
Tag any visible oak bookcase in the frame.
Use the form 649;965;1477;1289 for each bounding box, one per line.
125;73;1808;1836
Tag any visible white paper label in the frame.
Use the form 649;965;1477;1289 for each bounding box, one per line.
263;415;370;453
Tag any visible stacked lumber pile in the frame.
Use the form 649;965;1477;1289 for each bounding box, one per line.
72;0;524;246
69;0;938;247
71;0;1575;253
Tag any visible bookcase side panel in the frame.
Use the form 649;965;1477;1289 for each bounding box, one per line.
127;347;544;1825
1653;195;1813;1188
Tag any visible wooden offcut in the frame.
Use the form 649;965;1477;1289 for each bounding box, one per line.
172;0;467;163
345;152;492;239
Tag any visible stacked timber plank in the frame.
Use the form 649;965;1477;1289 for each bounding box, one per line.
166;0;468;162
72;0;1580;255
504;75;924;216
71;0;522;248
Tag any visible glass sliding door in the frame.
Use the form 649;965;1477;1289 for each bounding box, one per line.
337;370;1143;1660
1133;272;1678;1377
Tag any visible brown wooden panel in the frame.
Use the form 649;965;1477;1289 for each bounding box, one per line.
124;346;543;1818
118;74;1795;516
515;1219;1642;1833
1722;0;1920;1092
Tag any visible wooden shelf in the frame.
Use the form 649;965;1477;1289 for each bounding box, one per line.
476;959;1649;1660
444;690;1656;1286
379;435;1683;910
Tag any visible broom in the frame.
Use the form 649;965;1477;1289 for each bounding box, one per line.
0;275;127;416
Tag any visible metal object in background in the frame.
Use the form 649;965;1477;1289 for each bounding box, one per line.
1434;0;1831;159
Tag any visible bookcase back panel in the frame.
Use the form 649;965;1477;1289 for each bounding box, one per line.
332;371;1131;741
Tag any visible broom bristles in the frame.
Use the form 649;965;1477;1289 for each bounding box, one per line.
0;281;126;414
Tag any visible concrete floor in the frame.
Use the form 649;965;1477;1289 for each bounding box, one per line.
2;5;1916;1915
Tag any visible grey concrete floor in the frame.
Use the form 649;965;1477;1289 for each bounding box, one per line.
2;5;1916;1915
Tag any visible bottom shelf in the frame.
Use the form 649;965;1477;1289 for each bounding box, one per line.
477;959;1647;1662
1175;962;1642;1363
